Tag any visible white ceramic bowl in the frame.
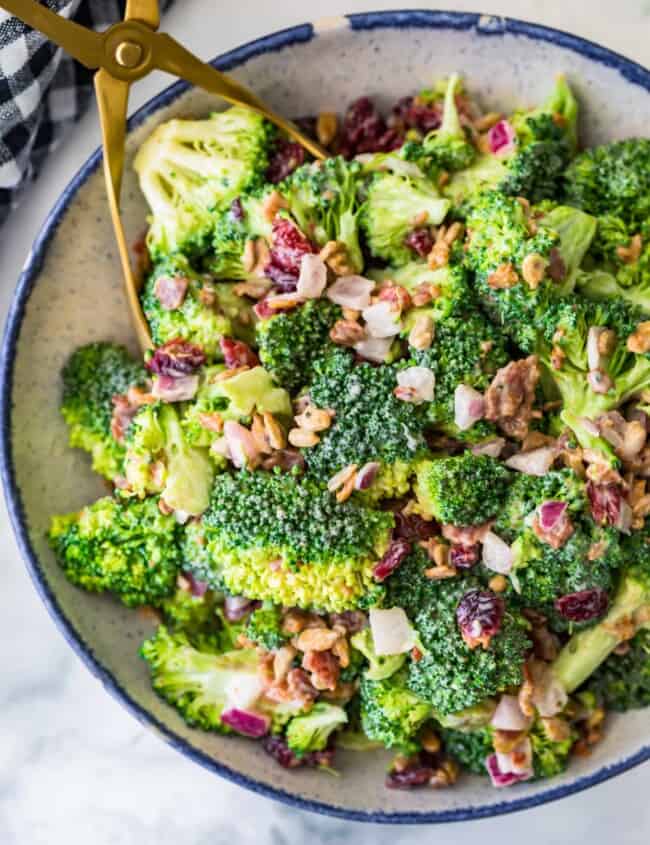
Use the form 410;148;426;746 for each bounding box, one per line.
3;10;650;823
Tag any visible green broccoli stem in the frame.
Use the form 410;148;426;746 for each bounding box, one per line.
552;576;649;693
439;73;462;139
559;408;618;466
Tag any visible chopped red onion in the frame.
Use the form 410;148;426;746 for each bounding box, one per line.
587;326;605;372
296;254;328;299
223;595;256;622
396;366;435;403
538;500;568;531
369;607;416;655
354;336;393;363
485;753;532;788
495;737;533;777
362;301;402;338
454;384;485;431
184;572;208;598
482;531;514;575
223;421;260;468
355;461;381;490
221;708;270;738
490;695;532;732
224;674;264;710
326;275;375;309
505;446;556;476
615;499;633;534
487;120;516;156
532;668;568;718
152;374;199;403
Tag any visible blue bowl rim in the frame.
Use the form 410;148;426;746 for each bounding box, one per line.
2;8;649;824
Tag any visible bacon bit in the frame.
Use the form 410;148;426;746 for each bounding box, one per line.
531;511;574;549
487;263;519;289
219;337;259;369
331;636;350;668
153;274;188;310
110;394;140;444
302;649;340;691
411;282;440;307
378;282;412;312
518;664;536;718
587;481;623;526
485;355;540;440
541;716;572;743
411;646;423;662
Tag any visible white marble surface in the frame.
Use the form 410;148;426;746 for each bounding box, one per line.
2;1;650;842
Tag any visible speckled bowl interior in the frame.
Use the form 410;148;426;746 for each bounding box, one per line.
3;11;650;823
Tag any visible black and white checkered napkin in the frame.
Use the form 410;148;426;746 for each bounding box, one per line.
0;0;173;227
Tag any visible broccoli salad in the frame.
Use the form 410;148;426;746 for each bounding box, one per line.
49;73;650;791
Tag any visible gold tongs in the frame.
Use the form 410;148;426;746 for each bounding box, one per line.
3;0;326;350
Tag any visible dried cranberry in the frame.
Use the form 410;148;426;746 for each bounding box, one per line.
266;140;306;184
555;588;609;622
394;511;437;542
405;227;434;257
338;96;404;158
587;482;622;526
265;217;317;290
261;735;301;768
386;766;434;789
390;96;442;133
254;298;276;320
147;339;205;377
262;736;335;769
456;588;504;649
449;544;480;570
548;247;567;282
219;336;259;369
373;537;412;581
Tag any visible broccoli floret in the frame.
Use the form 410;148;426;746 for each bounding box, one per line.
49;496;181;607
383;547;439;619
256;299;341;392
350;626;406;681
564;138;650;231
360;169;450;265
141;626;304;733
465;193;595;350
123;403;214;516
304;348;428;479
160;586;226;651
420;73;476;172
281;157;365;273
446;76;578;206
208;189;273;279
440;726;493;774
552;520;650;693
359;669;432;751
407;577;530;715
60;342;147;481
584;628;650;711
142;256;253;359
244;603;289;651
441;719;575;779
576;215;650;316
411;304;509;437
184;470;393;612
495;469;622;630
181;365;291;449
134;107;276;259
414;453;511;526
285;703;348;756
529;718;576;779
535;296;650;463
